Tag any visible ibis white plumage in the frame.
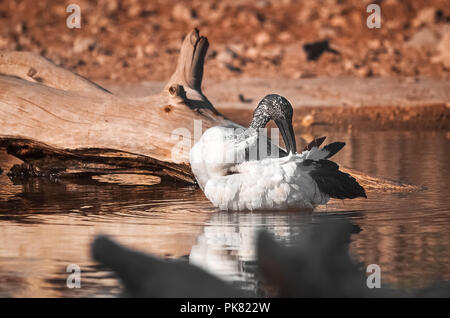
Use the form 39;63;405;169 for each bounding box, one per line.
190;94;366;211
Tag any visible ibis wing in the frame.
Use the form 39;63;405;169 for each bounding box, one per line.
204;158;328;211
302;159;367;199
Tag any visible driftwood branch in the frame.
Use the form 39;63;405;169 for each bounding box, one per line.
0;29;419;191
0;29;233;184
0;51;111;94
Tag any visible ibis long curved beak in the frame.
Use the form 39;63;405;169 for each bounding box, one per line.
275;119;297;155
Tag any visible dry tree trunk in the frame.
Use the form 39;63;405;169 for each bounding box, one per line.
0;29;419;192
0;29;236;184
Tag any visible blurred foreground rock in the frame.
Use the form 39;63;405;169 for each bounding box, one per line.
92;235;243;297
92;217;450;298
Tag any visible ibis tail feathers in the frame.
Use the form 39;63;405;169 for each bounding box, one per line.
322;142;346;159
304;159;367;199
304;136;327;151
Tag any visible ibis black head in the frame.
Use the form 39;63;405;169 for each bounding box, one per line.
250;94;297;154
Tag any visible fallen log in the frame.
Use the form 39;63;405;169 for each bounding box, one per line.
0;29;420;192
0;29;236;184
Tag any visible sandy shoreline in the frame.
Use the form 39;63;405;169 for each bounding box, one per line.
101;76;450;131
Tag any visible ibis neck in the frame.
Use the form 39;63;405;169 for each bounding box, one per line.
249;115;270;129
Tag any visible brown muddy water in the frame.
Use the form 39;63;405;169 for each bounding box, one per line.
0;129;449;297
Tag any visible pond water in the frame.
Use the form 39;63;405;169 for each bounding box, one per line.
0;129;448;297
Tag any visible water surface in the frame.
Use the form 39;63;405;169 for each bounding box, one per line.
0;130;449;297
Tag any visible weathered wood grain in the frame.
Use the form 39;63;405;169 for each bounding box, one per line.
0;29;233;183
0;29;420;192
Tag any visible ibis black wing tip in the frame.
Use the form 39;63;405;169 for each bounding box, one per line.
304;136;327;151
361;188;368;198
323;142;346;159
307;159;367;200
353;181;367;199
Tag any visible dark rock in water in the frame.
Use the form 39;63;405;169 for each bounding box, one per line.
257;219;373;297
91;235;245;298
91;217;450;298
303;40;339;61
